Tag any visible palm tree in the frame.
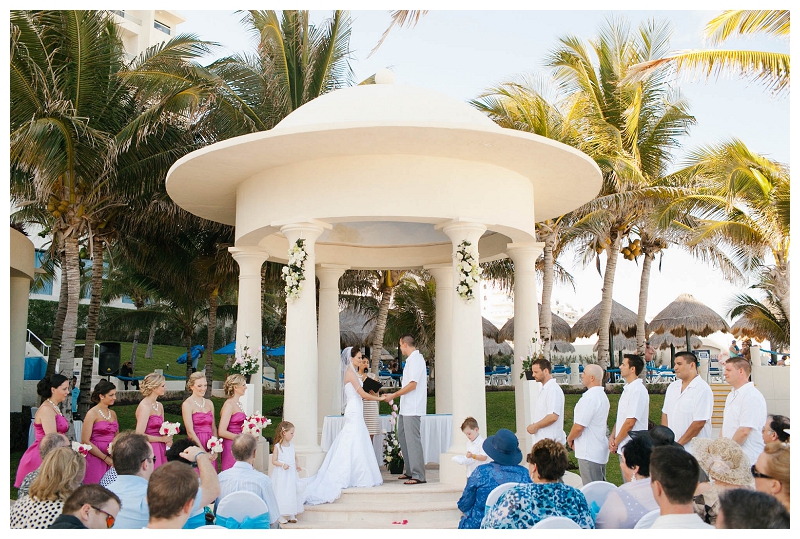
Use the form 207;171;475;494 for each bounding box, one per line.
368;10;429;57
626;10;789;97
546;17;696;368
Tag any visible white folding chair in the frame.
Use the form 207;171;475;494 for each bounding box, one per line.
633;508;661;529
580;481;617;511
197;525;227;529
216;491;269;522
532;516;581;529
484;482;520;515
562;470;583;489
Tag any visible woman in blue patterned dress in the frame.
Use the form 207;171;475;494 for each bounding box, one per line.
456;428;531;529
481;438;595;529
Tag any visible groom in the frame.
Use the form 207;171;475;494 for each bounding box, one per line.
385;334;427;484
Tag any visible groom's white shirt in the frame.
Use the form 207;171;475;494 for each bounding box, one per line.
400;350;427;416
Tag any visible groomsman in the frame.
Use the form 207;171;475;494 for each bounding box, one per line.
609;354;649;481
526;358;566;444
567;364;610;483
721;356;767;465
661;351;713;453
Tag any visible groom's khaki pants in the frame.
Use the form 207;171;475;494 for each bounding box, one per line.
398;415;425;481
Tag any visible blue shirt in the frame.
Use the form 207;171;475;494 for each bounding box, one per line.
216;461;280;524
107;474;205;529
71;387;79;412
481;482;595;529
456;463;532;529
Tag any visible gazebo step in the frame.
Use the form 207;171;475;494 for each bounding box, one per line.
283;519;458;529
299;500;462;523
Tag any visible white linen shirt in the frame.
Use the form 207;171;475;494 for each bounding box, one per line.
532;378;566;444
614;378;649;450
649;514;714;529
661;375;713;453
399;350;427;416
216;461;281;524
573;385;610;464
465;434;491;477
722;382;767;465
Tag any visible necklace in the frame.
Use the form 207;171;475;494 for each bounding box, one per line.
151;400;161;413
47;399;62;415
193;397;205;408
98;407;112;421
236;400;245;413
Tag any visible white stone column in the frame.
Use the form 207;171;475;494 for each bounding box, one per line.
229;246;269;414
281;222;326;473
506;242;544;449
317;264;348;433
439;220;487;487
10;275;32;411
425;263;453;415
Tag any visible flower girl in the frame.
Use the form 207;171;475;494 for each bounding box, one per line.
270;421;304;524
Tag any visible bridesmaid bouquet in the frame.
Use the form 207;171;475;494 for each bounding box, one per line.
71;442;92;457
242;413;271;436
207;436;224;454
160;421;181;436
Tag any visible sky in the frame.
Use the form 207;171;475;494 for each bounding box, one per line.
173;6;792;350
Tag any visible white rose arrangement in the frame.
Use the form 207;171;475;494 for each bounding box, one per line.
455;240;481;303
282;238;308;302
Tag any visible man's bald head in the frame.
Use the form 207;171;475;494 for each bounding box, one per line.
583;364;604;387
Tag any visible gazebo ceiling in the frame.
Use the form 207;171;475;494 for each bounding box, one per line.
166;79;602;268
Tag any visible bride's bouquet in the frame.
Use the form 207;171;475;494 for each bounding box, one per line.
160;421;181;436
243;412;271;436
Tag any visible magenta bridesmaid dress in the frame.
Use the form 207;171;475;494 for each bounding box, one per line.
220;411;246;471
145;414;168;469
192;410;217;471
83;420;120;484
15;415;69;487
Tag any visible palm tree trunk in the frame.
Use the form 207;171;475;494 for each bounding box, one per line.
79;239;104;417
59;235;81;380
145;319;156;360
185;333;194;382
204;290;218;398
130;328;140;363
539;234;555;359
771;259;790;322
370;287;394;375
597;236;622;370
47;246;69;377
635;252;654;355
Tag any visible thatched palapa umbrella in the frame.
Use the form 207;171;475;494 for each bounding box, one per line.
648;332;703;350
552;341;575;353
482;317;501;342
497;304;572;343
483;337;514;357
339;307;376;348
648;293;729;354
572;300;639;368
593;334;637;353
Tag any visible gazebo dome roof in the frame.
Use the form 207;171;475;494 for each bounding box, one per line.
274;83;500;133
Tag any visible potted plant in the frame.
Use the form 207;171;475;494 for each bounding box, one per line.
518;335;544;380
383;400;404;474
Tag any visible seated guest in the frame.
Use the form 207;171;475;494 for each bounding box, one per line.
762;414;790;444
10;446;86;529
596;434;658;528
648;446;713;528
456;428;531;529
17;432;70;498
146;462;200;529
752;441;790;512
692;437;755;525
164;437;207;528
481;439;594;529
716;488;790;529
107;431;220;528
49;484;121;529
217;433;281;528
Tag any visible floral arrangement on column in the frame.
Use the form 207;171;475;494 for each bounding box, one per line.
455;240;481;302
282;238;308;302
519;334;544;379
383;400;404;473
228;334;260;376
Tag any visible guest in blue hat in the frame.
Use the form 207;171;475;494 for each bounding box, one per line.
456;428;531;529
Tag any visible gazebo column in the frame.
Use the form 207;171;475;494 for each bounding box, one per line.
228;246;269;414
425;263;453;414
439;220;487;487
281;222;326;474
317;264;349;434
506;242;544;451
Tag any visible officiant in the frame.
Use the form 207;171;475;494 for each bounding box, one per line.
357;353;382;443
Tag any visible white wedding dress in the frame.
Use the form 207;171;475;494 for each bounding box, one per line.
304;367;383;505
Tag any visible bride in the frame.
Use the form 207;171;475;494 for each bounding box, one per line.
304;347;385;505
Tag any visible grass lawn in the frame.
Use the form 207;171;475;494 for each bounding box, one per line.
10;389;664;499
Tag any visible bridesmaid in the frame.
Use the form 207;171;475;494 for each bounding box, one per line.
82;380;119;483
14;374;70;487
135;372;172;469
182;372;218;470
218;374;247;471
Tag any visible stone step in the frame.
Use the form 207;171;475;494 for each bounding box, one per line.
299;500;462;524
338;481;462;504
283;519;458;529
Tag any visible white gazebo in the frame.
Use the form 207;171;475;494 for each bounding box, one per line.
166;71;601;484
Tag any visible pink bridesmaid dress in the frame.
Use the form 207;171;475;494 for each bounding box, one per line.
220;411;246;471
145;414;168;469
83;420;119;484
192;411;217;471
15;415;69;487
